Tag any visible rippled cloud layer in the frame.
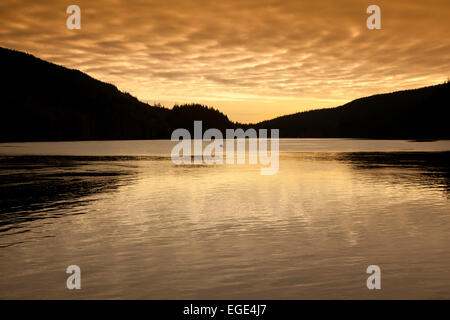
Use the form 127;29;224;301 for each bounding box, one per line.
1;0;449;122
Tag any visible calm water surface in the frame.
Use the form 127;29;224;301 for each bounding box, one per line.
0;139;449;299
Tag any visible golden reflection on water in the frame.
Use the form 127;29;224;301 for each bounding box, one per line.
0;148;449;299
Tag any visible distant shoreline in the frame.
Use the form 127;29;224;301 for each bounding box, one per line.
0;137;449;143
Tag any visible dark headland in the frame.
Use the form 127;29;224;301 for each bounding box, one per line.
0;46;449;142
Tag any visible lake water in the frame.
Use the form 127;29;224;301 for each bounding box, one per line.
0;139;449;299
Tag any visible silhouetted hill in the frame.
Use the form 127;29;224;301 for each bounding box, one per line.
1;46;449;141
0;47;234;141
256;82;450;139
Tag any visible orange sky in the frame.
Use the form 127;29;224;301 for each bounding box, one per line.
0;0;449;123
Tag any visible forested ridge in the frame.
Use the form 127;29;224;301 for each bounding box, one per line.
1;46;448;141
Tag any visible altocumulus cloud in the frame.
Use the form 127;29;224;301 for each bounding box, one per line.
0;0;449;122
